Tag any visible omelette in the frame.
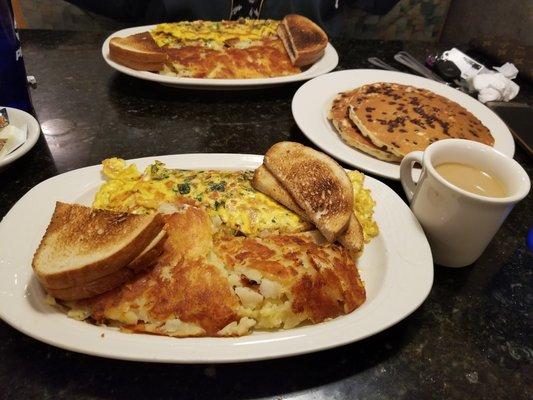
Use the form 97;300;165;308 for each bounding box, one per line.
149;19;301;79
151;19;280;50
93;158;378;241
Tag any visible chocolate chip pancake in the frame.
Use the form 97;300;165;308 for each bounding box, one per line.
328;90;401;162
347;83;494;158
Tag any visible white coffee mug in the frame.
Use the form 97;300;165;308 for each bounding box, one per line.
400;139;530;268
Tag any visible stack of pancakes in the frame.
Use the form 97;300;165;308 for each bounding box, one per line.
328;82;495;162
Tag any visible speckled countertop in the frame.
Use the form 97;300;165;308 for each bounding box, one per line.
0;31;531;400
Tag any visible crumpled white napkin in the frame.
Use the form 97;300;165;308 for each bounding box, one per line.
471;63;520;103
494;62;519;79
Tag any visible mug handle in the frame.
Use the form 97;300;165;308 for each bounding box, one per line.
400;151;424;203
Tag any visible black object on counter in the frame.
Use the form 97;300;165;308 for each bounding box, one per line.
434;59;461;82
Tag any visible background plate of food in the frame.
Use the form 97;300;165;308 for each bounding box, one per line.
101;15;338;90
0;151;432;363
292;69;515;180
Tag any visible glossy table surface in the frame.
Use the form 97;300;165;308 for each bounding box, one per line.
0;30;531;400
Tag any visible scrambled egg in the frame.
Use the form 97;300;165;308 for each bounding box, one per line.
151;19;279;49
94;158;308;236
93;158;379;241
347;170;379;242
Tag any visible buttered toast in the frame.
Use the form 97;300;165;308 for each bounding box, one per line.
253;159;363;254
263;142;353;242
32;202;164;292
277;14;328;67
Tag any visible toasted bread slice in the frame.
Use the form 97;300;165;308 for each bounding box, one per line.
33;202;164;289
264;142;353;242
337;214;364;256
278;14;328;67
253;162;363;253
110;53;166;72
109;32;167;71
252;164;309;220
44;230;167;301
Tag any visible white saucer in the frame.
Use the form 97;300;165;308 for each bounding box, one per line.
0;107;40;169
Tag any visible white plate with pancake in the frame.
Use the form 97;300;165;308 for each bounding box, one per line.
292;69;515;180
0;153;432;363
101;25;339;90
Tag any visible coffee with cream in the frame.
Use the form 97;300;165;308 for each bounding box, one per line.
435;162;507;198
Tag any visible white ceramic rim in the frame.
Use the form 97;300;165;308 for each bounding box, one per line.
101;25;339;87
291;69;516;180
0;153;433;363
423;139;531;204
0;107;40;168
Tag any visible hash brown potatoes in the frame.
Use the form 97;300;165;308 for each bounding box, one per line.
68;203;366;337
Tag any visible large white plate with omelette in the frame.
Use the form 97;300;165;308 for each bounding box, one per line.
292;69;515;180
102;25;339;90
0;153;432;363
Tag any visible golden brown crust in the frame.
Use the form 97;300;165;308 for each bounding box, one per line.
252;163;364;254
164;40;300;78
46;267;135;301
32;202;164;289
71;204;366;337
76;205;239;336
110;53;165;72
109;33;167;63
279;14;328;67
45;230;167;301
328;90;402;162
348;82;494;157
337;214;364;256
215;233;365;323
264;142;353;242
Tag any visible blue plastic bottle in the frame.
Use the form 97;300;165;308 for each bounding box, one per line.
0;0;33;113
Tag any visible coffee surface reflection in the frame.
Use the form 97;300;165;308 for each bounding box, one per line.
435;162;507;198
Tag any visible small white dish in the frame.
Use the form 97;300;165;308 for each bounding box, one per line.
292;69;516;180
0;107;40;169
0;153;433;363
101;25;339;90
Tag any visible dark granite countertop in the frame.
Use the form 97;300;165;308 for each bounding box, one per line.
0;30;531;400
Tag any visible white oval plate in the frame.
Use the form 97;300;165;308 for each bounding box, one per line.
0;153;433;363
0;107;40;169
101;25;338;90
292;69;515;180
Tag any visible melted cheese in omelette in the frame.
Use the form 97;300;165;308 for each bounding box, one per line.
93;158;311;237
92;158;378;241
151;19;280;49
